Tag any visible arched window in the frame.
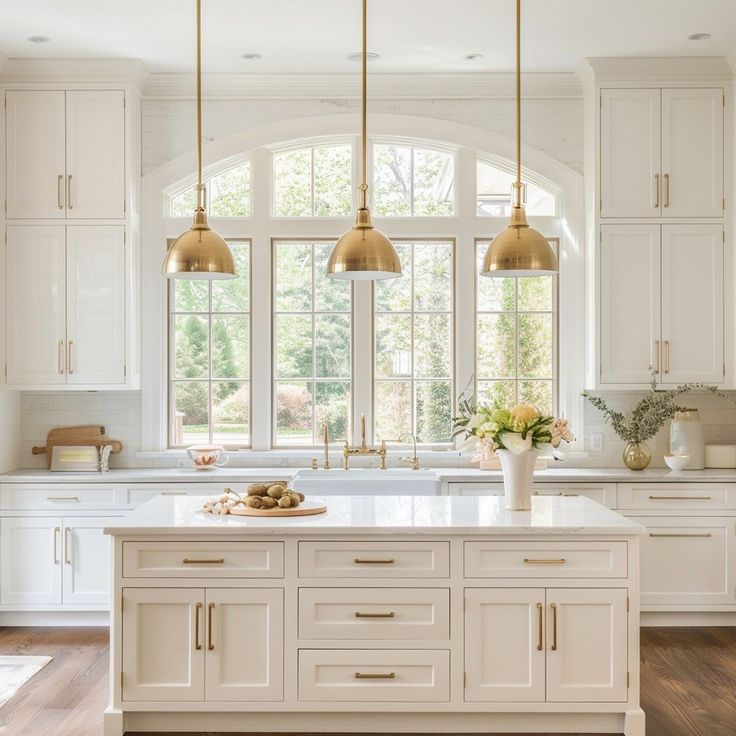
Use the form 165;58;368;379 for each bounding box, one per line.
476;160;556;216
169;160;251;217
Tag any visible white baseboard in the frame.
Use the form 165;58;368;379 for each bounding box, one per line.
641;611;736;626
0;611;110;627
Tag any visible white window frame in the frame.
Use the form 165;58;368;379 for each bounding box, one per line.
141;113;585;454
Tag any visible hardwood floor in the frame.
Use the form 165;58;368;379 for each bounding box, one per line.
0;626;734;736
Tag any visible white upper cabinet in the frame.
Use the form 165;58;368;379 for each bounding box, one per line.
600;87;724;218
5;91;66;219
66;226;126;385
5;90;125;220
600;89;661;218
660;224;724;384
661;89;724;218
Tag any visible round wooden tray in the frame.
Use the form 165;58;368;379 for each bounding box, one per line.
229;500;327;517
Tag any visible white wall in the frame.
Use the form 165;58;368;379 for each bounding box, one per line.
0;390;20;472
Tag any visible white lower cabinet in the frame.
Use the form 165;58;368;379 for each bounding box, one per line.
0;515;117;607
121;587;283;702
465;587;628;703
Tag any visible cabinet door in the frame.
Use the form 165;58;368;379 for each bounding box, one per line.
0;517;62;606
599;225;660;384
61;516;119;606
661;88;724;217
660;224;723;384
65;91;125;218
6;226;67;385
121;588;205;701
5;91;66;219
66;226;125;384
464;588;545;702
545;588;628;702
600;89;661;217
205;588;283;701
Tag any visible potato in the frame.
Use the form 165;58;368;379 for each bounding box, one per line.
277;495;293;508
283;491;301;507
296;492;305;502
267;483;287;499
259;496;278;509
247;483;268;496
244;496;264;509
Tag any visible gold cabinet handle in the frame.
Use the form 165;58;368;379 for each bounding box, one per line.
649;532;713;538
57;174;64;209
536;602;543;651
194;602;203;651
67;174;73;210
664;340;671;373
53;527;60;565
64;527;71;565
654;340;660;373
654;173;659;208
207;602;215;650
47;496;80;502
354;672;395;679
648;496;712;500
664;173;670;207
353;558;395;564
354;611;395;618
183;558;225;564
523;558;566;564
57;340;65;374
550;603;558;651
67;340;74;374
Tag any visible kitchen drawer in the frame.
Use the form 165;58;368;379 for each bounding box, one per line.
464;541;627;578
298;649;450;702
533;484;617;509
123;483;250;508
298;541;449;578
630;516;736;605
122;541;284;578
448;482;504;497
618;483;736;510
0;483;120;510
298;588;450;641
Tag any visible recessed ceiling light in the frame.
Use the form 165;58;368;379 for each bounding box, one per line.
241;53;262;60
27;35;50;44
687;32;711;41
464;53;484;61
346;51;380;62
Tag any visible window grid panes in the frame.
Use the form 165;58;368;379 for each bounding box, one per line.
169;161;252;217
476;160;556;217
169;241;251;447
272;144;353;217
273;240;352;446
373;143;455;217
475;239;558;415
374;241;454;444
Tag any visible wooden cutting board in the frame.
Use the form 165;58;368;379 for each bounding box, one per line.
229;500;327;518
32;426;123;468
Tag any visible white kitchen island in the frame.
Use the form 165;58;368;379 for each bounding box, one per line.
103;494;645;736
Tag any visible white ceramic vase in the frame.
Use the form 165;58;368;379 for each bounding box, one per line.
497;448;539;510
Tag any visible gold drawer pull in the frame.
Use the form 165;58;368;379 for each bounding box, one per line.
207;602;215;651
551;603;558;651
523;558;566;564
649;533;713;538
354;558;395;564
182;558;225;564
354;672;395;679
355;611;395;618
536;602;543;651
194;602;203;651
47;496;80;502
648;496;712;500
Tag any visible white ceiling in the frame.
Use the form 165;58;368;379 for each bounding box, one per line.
0;0;735;74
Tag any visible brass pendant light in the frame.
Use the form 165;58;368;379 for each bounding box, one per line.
481;0;558;278
162;0;236;280
326;0;401;280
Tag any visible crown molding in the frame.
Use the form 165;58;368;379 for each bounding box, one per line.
580;56;733;83
0;59;149;89
142;72;582;100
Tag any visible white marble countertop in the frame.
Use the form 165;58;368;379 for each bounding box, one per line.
0;467;299;483
103;494;645;536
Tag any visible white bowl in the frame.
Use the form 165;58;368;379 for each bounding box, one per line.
664;454;691;472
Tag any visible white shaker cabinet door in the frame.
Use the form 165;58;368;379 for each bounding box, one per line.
122;588;205;702
65;91;126;218
61;517;118;607
599;225;660;384
204;588;284;701
0;517;63;606
545;588;628;703
661;88;724;217
660;224;724;384
464;588;546;702
600;88;661;217
66;225;126;385
6;226;67;385
5;91;66;219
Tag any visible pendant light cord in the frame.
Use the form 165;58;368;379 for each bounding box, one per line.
359;0;368;209
196;0;204;210
514;0;522;207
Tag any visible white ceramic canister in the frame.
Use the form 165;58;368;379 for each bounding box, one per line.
669;409;705;470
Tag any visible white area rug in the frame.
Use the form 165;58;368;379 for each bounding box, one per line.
0;656;52;708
